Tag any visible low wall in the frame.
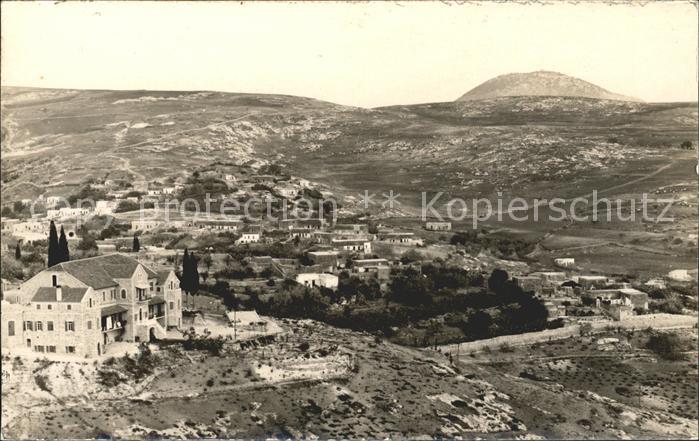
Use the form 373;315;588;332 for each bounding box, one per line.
441;313;697;356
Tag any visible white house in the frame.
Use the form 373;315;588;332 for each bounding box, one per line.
236;233;261;244
296;273;339;290
131;220;163;232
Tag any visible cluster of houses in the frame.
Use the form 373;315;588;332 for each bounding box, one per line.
512;262;650;321
1;218;80;245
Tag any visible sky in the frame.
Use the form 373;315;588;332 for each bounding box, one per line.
1;1;697;108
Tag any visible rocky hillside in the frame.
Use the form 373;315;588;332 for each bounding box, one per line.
1;86;696;210
457;71;640;102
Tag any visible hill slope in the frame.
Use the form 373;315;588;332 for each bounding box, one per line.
457;71;640;102
1;86;696;211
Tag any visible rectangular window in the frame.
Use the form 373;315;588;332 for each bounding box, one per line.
87;321;92;330
67;305;72;310
65;321;75;332
47;321;54;331
34;346;45;353
7;321;15;336
65;346;75;353
25;321;33;331
48;304;52;310
89;298;92;308
102;292;106;301
36;321;43;331
36;304;41;310
169;301;174;310
47;346;56;353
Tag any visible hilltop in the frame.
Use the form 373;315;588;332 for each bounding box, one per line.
456;71;641;102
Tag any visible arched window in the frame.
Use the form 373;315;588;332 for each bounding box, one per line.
121;289;127;299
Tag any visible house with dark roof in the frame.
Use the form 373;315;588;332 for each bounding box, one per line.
2;253;183;358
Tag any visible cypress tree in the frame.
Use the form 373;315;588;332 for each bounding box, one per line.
14;242;21;260
190;252;200;295
58;226;70;263
48;221;59;267
181;248;191;294
132;235;140;252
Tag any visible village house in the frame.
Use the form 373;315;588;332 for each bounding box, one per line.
295;273;339;290
307;251;340;272
425;221;452;231
45;196;62;208
225;310;268;332
289;229;314;240
193;219;243;231
576;275;609;290
332;238;372;254
590;288;649;311
277;218;324;230
528;271;567;285
1;218;19;233
96;242;118;255
0;253;183;358
512;275;544;294
274;185;298;199
10;221;79;244
312;231;334;244
236;232;261;244
351;258;391;283
131;220;164;233
378;232;424;246
554;257;575;268
334;224;369;234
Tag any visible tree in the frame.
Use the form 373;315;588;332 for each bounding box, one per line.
14;242;21;260
203;253;213;272
132;235;140;252
58;226;70;263
47;221;59;267
488;268;509;294
190;252;200;295
181;249;192;294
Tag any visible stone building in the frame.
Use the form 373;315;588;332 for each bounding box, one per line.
1;253;183;358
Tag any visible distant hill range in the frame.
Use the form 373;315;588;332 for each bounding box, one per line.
2;84;695;209
456;70;641;102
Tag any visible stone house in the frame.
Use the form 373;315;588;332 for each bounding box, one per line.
1;253;183;358
332;238;372;254
425;222;452;231
295;273;339;290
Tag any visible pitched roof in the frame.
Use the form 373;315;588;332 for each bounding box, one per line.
156;270;173;285
33;287;89;303
48;253;157;289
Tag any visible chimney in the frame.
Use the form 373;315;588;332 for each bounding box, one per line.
56;286;62;302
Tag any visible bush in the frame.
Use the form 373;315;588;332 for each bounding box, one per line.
645;332;685;360
182;328;225;356
35;374;51;392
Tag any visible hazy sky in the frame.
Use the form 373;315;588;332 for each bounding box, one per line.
2;1;697;107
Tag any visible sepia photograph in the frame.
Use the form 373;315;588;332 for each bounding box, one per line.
0;1;697;439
